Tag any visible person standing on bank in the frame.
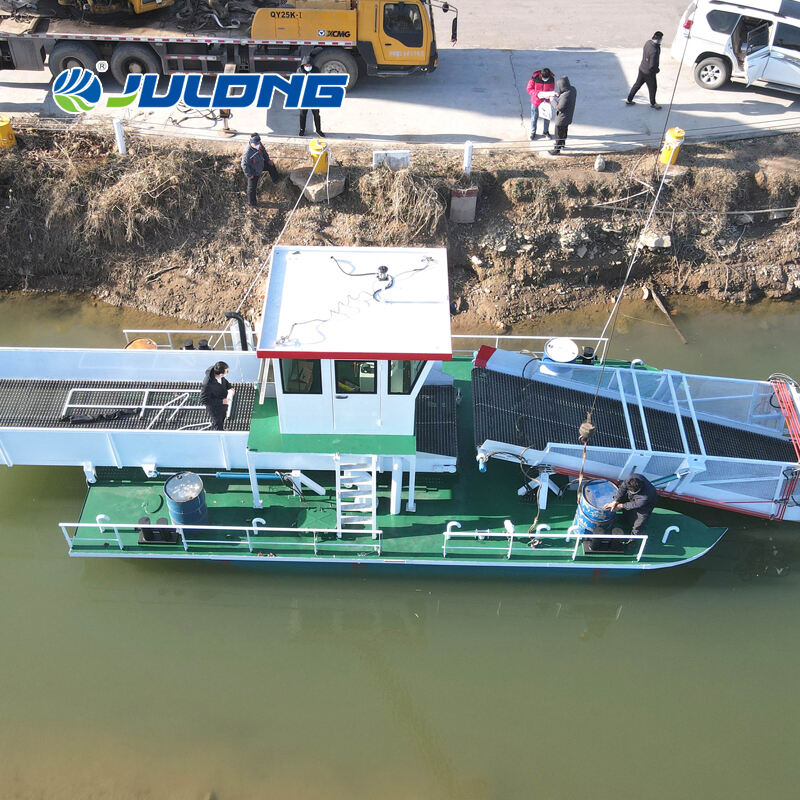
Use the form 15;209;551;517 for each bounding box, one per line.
626;31;664;109
548;76;577;156
526;67;555;140
240;133;280;208
200;361;234;431
297;56;325;138
604;473;658;536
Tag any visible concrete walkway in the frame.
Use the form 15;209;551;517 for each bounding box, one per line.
2;46;799;153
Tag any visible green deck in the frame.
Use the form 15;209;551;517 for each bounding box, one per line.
69;358;725;570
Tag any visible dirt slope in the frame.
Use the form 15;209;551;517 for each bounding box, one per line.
1;125;798;329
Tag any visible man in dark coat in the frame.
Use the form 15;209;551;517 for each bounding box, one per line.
240;132;279;208
297;56;325;138
548;76;576;156
626;31;664;109
604;473;658;536
200;361;233;431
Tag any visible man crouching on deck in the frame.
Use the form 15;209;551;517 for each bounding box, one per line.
200;361;234;431
604;473;658;537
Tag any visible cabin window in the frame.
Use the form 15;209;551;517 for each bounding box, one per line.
388;360;425;394
335;360;377;394
383;2;424;47
280;359;322;394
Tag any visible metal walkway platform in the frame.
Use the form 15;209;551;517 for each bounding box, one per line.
473;368;795;463
0;380;255;432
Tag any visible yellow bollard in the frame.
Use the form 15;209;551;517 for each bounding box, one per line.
309;138;329;174
0;116;16;149
659;126;685;166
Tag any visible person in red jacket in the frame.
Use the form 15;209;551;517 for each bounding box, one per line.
526;67;555;140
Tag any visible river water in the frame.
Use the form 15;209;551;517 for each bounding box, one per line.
1;293;799;800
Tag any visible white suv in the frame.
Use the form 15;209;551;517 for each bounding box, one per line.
673;0;800;92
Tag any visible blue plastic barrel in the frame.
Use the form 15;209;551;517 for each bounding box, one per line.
572;479;616;535
164;472;208;526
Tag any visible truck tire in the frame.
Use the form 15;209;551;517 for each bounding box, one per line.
48;42;100;78
314;48;359;91
694;56;731;90
110;44;161;86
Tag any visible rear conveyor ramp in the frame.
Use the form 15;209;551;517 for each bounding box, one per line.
0;347;260;475
472;349;800;522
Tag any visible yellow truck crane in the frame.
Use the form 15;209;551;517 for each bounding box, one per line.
0;0;457;89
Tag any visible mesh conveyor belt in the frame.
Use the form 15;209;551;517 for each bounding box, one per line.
415;386;458;458
0;380;255;431
472;368;795;463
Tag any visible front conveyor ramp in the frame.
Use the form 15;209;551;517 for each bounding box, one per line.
472;367;796;462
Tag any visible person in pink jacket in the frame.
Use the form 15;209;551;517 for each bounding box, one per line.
526;67;555;140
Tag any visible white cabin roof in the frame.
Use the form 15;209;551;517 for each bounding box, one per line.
257;246;452;360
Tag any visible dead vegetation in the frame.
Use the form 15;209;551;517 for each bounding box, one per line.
0;124;799;327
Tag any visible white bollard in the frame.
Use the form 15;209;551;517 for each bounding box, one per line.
463;140;473;176
112;118;127;155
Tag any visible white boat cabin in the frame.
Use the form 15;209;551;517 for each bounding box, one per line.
257;245;452;436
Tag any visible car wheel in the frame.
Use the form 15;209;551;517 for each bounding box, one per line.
694;56;731;90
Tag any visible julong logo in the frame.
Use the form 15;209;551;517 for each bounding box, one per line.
51;69;348;114
52;68;103;113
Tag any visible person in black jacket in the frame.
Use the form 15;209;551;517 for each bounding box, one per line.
240;133;280;208
548;76;577;156
200;361;233;431
604;473;658;536
297;57;325;138
626;31;664;109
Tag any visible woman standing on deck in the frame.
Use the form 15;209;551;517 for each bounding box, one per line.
200;361;233;431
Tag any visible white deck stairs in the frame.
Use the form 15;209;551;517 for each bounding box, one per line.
335;455;378;539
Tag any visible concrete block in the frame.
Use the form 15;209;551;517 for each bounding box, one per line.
450;186;478;224
372;150;411;170
289;166;346;203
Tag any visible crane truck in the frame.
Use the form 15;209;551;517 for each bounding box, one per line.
0;0;457;89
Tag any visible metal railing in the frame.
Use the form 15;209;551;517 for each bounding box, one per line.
123;328;242;351
60;516;383;557
450;334;610;362
442;521;648;562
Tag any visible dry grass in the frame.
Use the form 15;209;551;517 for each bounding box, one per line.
357;165;445;241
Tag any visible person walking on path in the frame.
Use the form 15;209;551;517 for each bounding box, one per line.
200;361;234;431
297;57;325;138
526;67;555;140
240;133;279;208
626;31;664;109
548;76;577;156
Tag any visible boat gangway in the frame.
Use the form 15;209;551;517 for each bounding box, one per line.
473;347;800;522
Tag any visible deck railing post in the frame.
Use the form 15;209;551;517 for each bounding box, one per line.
178;526;188;551
250;517;266;553
60;524;73;552
636;535;648;562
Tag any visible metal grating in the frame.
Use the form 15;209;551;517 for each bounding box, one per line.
0;380;255;431
415;385;458;458
473;367;795;463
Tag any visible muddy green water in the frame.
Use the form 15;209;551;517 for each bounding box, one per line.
1;293;799;800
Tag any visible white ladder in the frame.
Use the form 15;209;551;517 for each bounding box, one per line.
335;455;378;539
